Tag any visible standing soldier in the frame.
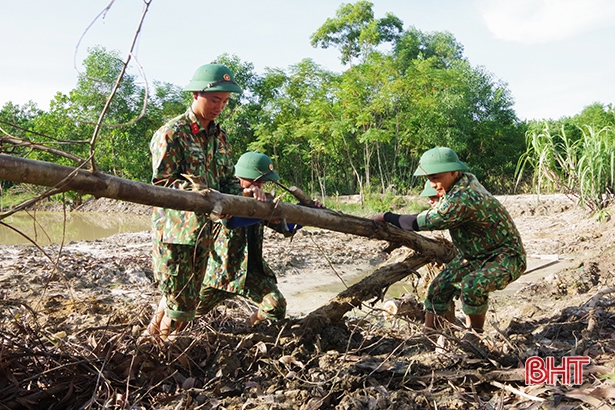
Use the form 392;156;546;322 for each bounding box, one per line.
147;64;265;338
372;147;526;334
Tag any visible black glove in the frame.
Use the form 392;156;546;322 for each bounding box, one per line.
384;212;419;231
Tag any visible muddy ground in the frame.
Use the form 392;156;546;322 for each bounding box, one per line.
1;194;615;409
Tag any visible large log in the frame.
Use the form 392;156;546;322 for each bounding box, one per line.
0;154;455;263
301;250;433;332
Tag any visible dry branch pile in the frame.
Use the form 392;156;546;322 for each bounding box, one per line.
2;299;615;409
2;268;615;409
2;195;615;409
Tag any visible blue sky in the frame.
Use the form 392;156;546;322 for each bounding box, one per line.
1;0;614;121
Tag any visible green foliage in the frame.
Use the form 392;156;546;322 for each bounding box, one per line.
2;46;193;185
310;0;403;65
364;188;407;213
0;101;43;158
515;124;615;212
572;102;615;129
308;5;526;196
2;3;611;206
151;81;187;119
251;59;340;196
0;184;48;210
394;27;465;70
213;54;271;157
71;46;152;180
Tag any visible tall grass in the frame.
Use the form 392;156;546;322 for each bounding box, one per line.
326;188;430;217
515;124;615;213
0;184;49;212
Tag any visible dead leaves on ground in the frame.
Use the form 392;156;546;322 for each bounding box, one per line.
1;296;615;409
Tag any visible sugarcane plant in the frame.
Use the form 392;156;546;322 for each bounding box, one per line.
515;124;615;219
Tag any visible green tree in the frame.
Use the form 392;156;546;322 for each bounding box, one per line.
251;59;339;198
0;101;44;191
310;0;403;66
573;103;615;128
0;101;43;157
391;30;525;192
72;46;149;178
330;52;402;196
32;46;152;180
150;81;187;121
394;27;465;69
212;54;270;158
31;93;90;166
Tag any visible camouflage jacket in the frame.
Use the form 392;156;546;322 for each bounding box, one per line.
203;220;277;294
150;108;239;245
417;173;525;261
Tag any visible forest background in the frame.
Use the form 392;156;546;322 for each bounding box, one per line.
1;1;614;214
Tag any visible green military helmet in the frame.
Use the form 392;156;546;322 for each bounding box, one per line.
413;146;469;176
183;64;243;93
234;152;280;181
419;180;438;197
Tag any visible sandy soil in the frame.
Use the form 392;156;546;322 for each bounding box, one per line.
1;193;615;409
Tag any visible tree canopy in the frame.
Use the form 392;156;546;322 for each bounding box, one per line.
2;1;613;203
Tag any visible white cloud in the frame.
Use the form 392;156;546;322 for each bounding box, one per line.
476;0;615;44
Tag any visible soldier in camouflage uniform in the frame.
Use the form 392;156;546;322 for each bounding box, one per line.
420;178;439;208
197;152;303;326
373;147;526;332
147;64;267;338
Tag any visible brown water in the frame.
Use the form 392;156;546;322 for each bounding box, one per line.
0;211;151;246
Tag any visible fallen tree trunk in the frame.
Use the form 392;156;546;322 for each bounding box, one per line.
301;250;434;332
0;154;455;263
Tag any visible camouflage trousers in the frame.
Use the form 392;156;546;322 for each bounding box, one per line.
424;251;526;316
196;273;287;321
152;239;212;322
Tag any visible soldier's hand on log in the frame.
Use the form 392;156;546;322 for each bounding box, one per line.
243;185;267;202
312;198;325;209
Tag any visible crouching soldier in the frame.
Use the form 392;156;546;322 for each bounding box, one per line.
373;147;526;333
197;152;304;326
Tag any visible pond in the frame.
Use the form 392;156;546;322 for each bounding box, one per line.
0;211;151;246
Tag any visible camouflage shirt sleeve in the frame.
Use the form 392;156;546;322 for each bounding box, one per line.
417;173;525;260
150;108;240;244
